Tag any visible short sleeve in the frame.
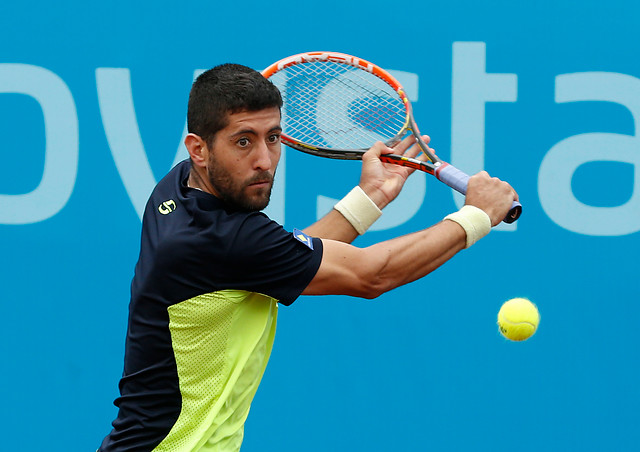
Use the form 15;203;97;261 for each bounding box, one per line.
201;212;323;306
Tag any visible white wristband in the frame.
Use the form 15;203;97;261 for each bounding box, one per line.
334;186;382;235
444;205;491;248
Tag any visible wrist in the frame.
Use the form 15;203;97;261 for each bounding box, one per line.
334;186;383;235
357;183;389;210
443;205;491;248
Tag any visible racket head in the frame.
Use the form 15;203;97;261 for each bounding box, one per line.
262;51;438;167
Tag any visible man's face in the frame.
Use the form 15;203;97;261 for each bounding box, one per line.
205;107;282;211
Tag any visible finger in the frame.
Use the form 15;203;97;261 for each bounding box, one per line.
505;182;519;202
389;135;417;155
403;135;432;159
364;141;392;160
405;146;425;161
496;178;519;202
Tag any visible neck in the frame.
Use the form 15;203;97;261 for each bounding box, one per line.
188;167;211;194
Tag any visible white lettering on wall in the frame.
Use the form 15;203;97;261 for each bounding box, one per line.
539;72;640;236
96;68;200;220
96;68;159;219
3;49;637;237
0;64;78;224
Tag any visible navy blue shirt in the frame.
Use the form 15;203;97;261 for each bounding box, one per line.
100;160;323;451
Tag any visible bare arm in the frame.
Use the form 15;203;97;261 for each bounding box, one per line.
303;136;429;243
303;170;518;298
303;209;362;244
303;220;466;298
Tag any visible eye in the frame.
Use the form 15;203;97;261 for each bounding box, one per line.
267;133;281;144
237;137;250;148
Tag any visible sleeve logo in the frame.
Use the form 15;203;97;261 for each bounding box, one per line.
293;228;314;250
158;199;177;215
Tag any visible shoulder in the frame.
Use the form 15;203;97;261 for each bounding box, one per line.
220;211;287;255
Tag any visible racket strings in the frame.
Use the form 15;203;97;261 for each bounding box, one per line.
271;62;407;149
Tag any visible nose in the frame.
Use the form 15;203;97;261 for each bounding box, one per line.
253;141;274;171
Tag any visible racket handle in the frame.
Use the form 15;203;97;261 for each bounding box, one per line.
435;164;522;224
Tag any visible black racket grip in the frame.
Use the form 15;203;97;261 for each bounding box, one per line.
435;164;522;224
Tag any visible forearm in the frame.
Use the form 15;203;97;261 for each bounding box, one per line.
303;185;382;243
303;209;360;243
303;220;467;298
366;220;466;292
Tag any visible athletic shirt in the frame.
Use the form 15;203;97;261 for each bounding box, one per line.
99;160;323;451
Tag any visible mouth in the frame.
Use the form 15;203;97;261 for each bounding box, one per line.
248;179;271;188
247;173;273;189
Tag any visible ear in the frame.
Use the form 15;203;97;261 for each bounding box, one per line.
184;133;208;168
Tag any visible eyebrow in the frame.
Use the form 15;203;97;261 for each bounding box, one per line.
230;125;282;138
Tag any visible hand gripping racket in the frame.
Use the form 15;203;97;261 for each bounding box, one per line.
262;51;522;223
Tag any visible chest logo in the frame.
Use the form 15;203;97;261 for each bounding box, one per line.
158;200;177;215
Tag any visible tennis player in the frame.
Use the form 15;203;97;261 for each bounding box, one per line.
98;63;516;451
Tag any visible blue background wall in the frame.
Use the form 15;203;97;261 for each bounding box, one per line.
1;1;638;450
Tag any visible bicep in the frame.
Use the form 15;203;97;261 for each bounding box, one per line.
302;239;384;298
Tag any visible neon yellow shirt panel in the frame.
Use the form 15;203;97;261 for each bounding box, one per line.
153;290;278;452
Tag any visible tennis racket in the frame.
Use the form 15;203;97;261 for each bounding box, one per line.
262;51;521;223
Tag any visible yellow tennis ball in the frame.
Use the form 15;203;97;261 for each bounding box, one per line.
497;297;540;341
